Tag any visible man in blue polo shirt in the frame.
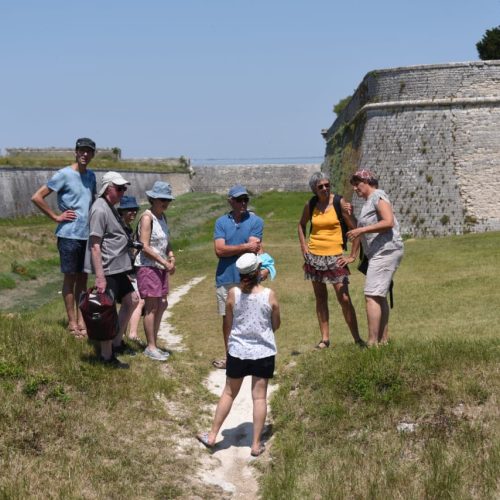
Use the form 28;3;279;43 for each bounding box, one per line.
212;185;264;369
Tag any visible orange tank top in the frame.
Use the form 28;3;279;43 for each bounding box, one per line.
307;206;343;256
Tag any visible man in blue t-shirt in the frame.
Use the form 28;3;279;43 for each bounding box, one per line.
212;184;264;369
31;138;97;339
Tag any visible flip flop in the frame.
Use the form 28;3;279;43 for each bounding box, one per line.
196;432;215;449
315;340;330;349
68;327;87;340
250;444;266;457
212;359;226;369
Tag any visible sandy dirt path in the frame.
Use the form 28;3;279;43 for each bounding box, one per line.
158;277;275;499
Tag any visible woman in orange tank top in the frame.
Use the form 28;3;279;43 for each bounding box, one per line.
298;172;365;349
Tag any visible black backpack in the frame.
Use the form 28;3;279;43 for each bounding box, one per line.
308;194;348;250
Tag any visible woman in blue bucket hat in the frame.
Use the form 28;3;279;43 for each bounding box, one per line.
117;196;146;345
134;182;176;361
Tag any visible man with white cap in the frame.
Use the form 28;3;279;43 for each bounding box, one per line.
212;184;265;369
84;171;140;366
31;137;97;339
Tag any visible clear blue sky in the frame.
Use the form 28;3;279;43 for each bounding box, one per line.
1;0;498;161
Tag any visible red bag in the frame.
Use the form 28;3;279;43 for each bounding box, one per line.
79;288;119;341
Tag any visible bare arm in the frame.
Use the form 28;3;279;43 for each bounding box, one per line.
214;236;261;258
89;235;107;293
31;185;77;223
297;202;310;256
337;204;360;267
138;214;175;272
223;289;235;351
346;199;395;241
269;289;281;332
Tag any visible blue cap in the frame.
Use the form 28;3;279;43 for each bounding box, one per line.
228;185;248;198
118;195;140;210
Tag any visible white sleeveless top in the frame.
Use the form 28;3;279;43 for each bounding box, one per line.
134;209;170;269
228;287;277;360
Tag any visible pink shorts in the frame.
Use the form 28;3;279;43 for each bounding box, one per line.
136;266;169;298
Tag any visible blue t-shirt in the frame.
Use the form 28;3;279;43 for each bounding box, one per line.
214;211;264;286
47;166;96;240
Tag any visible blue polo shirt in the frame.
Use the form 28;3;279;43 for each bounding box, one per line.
47;166;96;240
214;211;264;286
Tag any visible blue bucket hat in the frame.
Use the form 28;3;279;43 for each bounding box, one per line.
146;181;175;200
228;185;248;198
118;195;140;210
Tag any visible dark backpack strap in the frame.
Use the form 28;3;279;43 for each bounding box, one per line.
332;194;348;251
307;195;318;236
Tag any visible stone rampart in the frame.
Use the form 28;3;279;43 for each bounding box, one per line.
191;164;319;194
0;169;192;218
323;61;500;236
0;164;318;218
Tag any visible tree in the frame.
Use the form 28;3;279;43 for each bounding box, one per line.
333;95;352;116
476;26;500;60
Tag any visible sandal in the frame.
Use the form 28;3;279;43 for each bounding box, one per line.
315;340;330;349
212;359;226;369
68;327;87;340
250;444;266;457
196;432;215;449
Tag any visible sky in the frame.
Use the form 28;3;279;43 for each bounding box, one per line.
1;0;498;163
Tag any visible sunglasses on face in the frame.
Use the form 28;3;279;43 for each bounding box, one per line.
234;196;249;203
114;185;128;192
317;183;330;190
157;198;171;203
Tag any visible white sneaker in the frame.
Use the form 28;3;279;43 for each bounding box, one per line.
144;347;169;361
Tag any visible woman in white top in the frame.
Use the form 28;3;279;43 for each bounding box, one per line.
197;253;281;457
346;169;404;347
135;182;176;361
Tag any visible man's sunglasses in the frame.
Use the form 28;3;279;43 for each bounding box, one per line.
233;196;249;203
317;183;330;190
114;185;128;192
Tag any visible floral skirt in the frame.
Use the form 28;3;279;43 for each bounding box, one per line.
303;253;350;285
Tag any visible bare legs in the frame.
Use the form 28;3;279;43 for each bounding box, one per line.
333;282;362;343
205;376;269;455
62;272;87;331
143;296;168;351
100;291;139;361
128;297;145;340
115;291;140;347
365;295;389;346
311;280;361;345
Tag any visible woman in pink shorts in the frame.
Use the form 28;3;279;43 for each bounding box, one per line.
135;181;176;361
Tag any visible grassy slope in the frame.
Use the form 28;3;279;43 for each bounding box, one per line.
0;192;499;498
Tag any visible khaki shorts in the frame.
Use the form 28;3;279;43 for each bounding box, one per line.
216;283;238;315
365;248;403;297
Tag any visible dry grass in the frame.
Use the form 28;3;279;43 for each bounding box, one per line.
1;192;499;498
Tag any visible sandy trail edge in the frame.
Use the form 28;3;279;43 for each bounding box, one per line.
157;277;275;498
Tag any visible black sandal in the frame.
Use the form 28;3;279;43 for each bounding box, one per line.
315;340;330;349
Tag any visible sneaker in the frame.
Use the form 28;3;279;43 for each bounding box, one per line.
156;347;170;358
113;341;137;356
100;355;129;369
144;347;169;361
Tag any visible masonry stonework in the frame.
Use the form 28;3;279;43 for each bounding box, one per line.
323;61;500;236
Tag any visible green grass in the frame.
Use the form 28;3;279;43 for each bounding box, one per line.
0;191;499;498
0;155;190;173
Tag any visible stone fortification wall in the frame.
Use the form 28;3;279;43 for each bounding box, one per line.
0;169;191;219
324;61;500;236
1;164;318;218
191;164;319;194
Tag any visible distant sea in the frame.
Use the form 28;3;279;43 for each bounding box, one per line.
191;156;323;167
